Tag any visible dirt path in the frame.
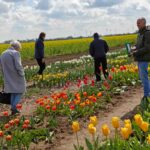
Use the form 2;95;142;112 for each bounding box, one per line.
22;46;124;67
52;86;143;150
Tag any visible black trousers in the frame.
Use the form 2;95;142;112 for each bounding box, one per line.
36;59;46;75
94;57;108;81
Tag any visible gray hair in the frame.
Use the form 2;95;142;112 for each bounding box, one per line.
137;17;146;24
10;40;22;50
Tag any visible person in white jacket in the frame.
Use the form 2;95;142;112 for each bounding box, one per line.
0;41;26;115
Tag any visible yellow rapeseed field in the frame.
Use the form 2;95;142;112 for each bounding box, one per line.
0;34;137;60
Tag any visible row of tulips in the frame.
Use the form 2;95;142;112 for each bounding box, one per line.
72;113;150;150
0;105;53;150
0;50;129;87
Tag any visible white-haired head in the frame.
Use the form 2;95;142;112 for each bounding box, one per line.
10;40;22;51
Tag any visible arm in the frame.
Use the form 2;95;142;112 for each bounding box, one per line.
14;52;25;77
37;40;44;58
104;41;109;53
89;42;94;57
133;31;150;56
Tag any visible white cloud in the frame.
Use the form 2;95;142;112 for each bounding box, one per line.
0;0;150;42
0;0;10;14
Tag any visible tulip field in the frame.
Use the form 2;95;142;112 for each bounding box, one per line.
0;38;150;149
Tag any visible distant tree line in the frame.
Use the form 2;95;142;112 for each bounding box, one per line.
3;32;137;44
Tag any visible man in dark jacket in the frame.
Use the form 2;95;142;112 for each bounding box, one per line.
35;32;46;75
89;33;109;81
132;17;150;101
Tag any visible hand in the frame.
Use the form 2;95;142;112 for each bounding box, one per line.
131;46;136;52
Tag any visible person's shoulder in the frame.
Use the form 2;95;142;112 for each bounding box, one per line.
90;40;95;44
100;39;107;43
145;27;150;37
12;50;20;57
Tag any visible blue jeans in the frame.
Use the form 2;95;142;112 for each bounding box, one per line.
11;94;22;111
138;62;150;97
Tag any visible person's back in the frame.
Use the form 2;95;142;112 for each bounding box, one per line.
90;38;108;59
34;32;46;75
0;41;26;115
34;38;44;59
0;48;26;93
89;33;109;82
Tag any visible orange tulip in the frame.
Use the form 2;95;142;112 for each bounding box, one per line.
24;120;30;125
140;121;149;132
6;135;12;141
45;105;50;110
134;114;143;126
0;131;4;137
97;92;102;97
83;92;88;97
14;118;20;125
102;124;110;137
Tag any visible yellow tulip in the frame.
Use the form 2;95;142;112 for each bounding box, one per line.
134;114;143;126
88;123;96;135
140;121;149;132
90;116;98;126
147;134;150;144
72;121;80;133
124;123;132;134
112;117;120;129
124;119;131;125
102;124;110;137
121;127;130;140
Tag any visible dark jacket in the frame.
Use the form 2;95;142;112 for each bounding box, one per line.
133;27;150;61
89;38;109;59
34;38;44;59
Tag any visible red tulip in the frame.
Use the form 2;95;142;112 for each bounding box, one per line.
4;124;10;129
22;124;28;129
70;105;75;110
84;79;88;85
108;75;113;80
111;67;115;72
45;105;50;110
120;66;124;71
9;120;15;126
52;106;57;111
2;111;9;116
91;80;95;86
99;66;103;71
83;92;87;97
44;96;48;99
16;104;22;110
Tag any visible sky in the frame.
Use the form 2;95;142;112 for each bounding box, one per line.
0;0;150;42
